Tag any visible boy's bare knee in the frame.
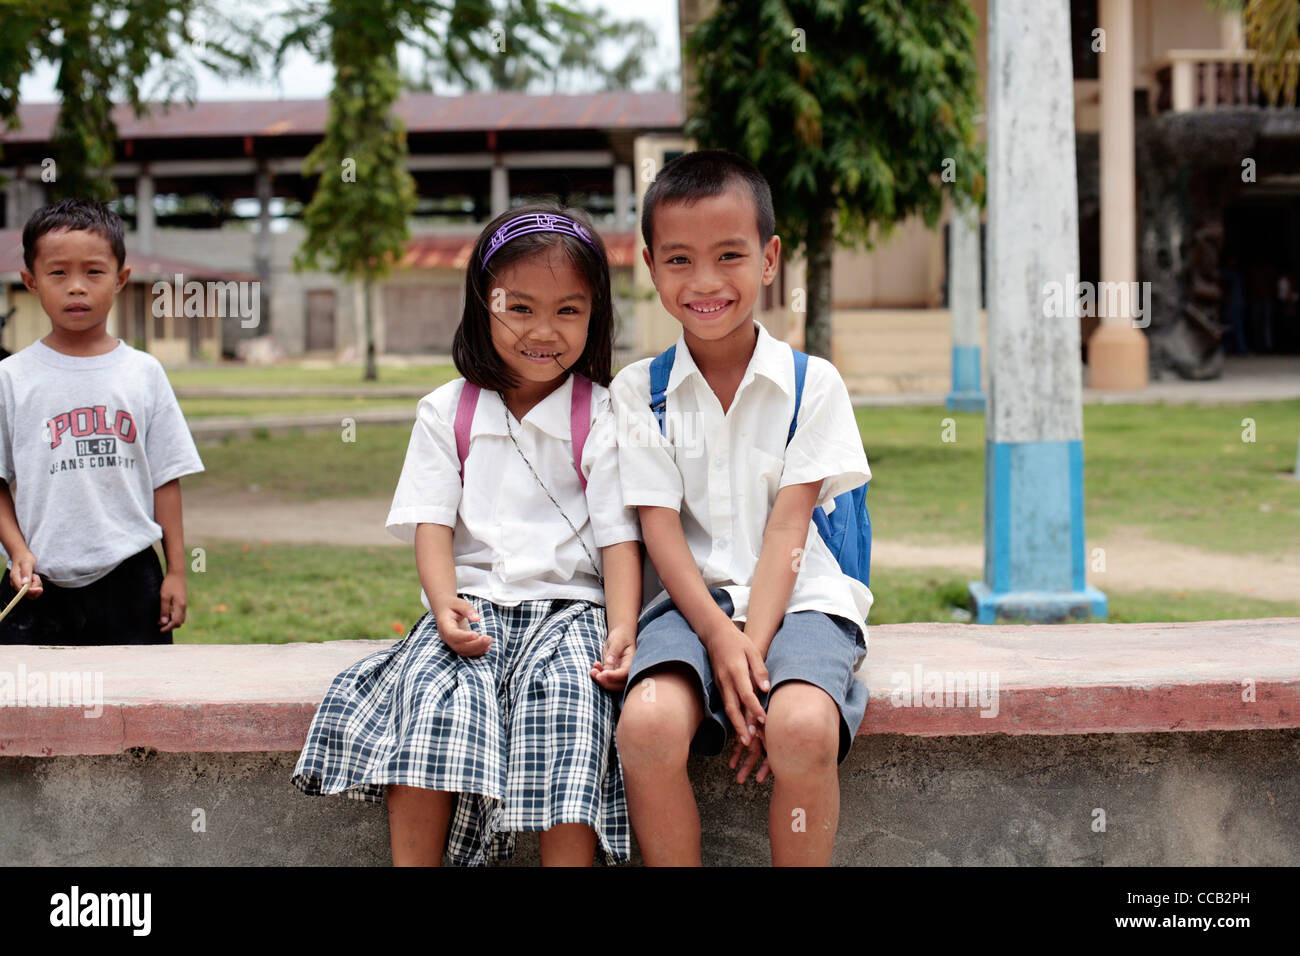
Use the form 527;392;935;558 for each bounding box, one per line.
617;670;700;772
765;683;839;774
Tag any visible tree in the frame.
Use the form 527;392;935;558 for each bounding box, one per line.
281;0;416;382
403;2;670;93
278;0;597;380
1211;0;1300;106
685;0;985;359
0;2;262;200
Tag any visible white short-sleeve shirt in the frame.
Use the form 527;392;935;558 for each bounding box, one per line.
610;320;872;644
386;374;640;609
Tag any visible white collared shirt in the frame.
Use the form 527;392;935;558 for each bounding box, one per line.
387;374;640;609
610;320;872;644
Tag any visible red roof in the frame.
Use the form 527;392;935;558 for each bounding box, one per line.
2;91;682;144
0;229;257;281
400;230;640;270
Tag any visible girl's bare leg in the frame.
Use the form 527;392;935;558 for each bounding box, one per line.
387;784;454;866
539;823;599;866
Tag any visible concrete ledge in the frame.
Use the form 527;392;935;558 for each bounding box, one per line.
2;618;1298;757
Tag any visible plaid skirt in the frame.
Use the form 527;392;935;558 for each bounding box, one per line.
290;594;628;866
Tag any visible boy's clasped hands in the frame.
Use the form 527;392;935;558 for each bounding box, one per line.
704;616;774;785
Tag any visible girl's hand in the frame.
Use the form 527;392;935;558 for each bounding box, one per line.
434;597;490;657
591;624;636;690
10;550;43;598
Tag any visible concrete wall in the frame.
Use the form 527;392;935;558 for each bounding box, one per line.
4;729;1296;866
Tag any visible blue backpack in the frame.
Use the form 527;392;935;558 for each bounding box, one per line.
648;345;871;586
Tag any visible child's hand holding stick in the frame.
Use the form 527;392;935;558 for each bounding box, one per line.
0;579;32;625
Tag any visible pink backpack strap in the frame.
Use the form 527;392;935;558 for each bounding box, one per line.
454;381;480;475
570;374;592;492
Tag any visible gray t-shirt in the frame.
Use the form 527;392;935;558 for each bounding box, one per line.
0;339;205;586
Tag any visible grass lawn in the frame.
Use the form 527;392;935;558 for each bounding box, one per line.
180;396;414;419
189;398;1300;554
167;363;458;390
859;399;1300;555
178;544;1300;644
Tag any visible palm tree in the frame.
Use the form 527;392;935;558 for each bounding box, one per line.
1214;0;1300;105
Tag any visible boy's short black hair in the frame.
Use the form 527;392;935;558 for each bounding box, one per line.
640;149;776;252
452;200;615;390
22;198;127;273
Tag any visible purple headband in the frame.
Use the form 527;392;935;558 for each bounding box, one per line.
481;213;597;270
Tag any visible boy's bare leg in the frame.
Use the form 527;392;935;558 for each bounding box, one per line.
539;823;598;866
617;666;707;866
764;681;841;866
387;784;454;866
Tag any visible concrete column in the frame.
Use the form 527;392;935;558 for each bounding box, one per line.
254;160;272;335
1220;10;1245;51
614;162;632;228
946;198;985;412
4;176;22;228
970;0;1107;625
5;172;42;227
136;167;155;255
490;161;509;218
1087;0;1149;390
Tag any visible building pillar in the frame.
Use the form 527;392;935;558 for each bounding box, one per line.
946;198;985;412
136;167;155;255
614;162;632;229
970;0;1107;625
490;161;509;218
1087;0;1148;390
253;160;272;336
5;171;43;228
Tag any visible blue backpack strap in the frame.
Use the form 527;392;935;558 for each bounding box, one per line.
648;345;676;435
788;349;809;446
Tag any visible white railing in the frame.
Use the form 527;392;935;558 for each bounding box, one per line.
1151;49;1300;113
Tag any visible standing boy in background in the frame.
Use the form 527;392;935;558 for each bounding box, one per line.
611;150;872;865
0;199;204;644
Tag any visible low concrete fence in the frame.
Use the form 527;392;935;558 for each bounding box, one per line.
2;618;1297;866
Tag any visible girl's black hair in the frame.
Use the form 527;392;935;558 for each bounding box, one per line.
452;200;615;391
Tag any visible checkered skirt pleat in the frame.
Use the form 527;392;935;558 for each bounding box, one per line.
290;595;628;866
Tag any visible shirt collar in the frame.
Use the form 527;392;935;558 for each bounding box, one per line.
664;320;793;397
473;373;576;442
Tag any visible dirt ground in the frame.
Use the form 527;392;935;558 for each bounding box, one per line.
184;491;1300;602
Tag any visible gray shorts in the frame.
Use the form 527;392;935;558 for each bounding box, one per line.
621;588;868;762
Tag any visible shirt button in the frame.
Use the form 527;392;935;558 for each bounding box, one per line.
713;458;725;471
718;538;729;550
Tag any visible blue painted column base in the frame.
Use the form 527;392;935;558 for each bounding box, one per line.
946;345;985;412
968;581;1108;625
975;437;1108;625
946;390;986;412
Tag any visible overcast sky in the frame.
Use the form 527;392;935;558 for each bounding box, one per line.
18;0;680;103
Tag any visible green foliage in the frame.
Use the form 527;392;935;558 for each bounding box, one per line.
685;0;985;357
403;1;668;93
686;0;985;251
1243;0;1300;107
288;4;417;284
0;1;263;198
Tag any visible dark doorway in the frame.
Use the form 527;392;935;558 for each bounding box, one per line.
305;289;337;353
1223;193;1300;354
